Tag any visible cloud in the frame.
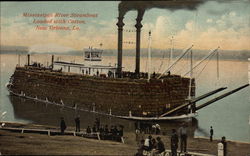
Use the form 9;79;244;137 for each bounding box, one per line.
1;14;118;50
174;17;250;50
1;1;250;51
206;18;213;23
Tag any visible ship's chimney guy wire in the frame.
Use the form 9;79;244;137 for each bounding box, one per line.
158;45;194;79
183;46;220;77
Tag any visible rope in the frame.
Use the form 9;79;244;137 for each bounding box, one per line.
195;52;216;80
157;49;167;73
175;52;190;75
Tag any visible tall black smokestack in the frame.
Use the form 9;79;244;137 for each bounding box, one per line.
116;17;125;78
135;9;145;77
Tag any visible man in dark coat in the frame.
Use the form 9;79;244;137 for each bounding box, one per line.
210;126;214;141
156;137;165;154
60;117;67;134
75;116;80;132
179;124;187;153
86;126;92;134
95;118;100;131
221;136;227;156
171;129;179;156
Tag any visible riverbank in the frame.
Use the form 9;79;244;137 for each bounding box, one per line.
0;122;249;155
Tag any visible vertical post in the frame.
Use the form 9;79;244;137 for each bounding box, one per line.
93;103;95;112
135;10;144;78
188;50;193;100
97;132;101;140
68;66;70;72
27;54;30;66
217;50;219;79
51;55;54;69
169;36;174;67
116;17;125;78
18;54;20;67
218;142;224;156
147;31;152;81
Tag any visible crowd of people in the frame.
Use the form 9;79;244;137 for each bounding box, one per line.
136;135;165;156
135;122;161;135
135;124;188;156
86;118;124;141
60;117;124;142
60;117;227;156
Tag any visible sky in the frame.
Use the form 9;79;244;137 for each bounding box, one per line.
1;1;250;52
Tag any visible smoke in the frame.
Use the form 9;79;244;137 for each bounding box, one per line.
118;0;250;18
118;0;204;18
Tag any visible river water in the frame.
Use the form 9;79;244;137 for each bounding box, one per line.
0;53;249;142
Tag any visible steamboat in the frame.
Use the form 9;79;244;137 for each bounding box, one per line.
6;11;249;121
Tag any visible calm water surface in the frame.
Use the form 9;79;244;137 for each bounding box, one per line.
0;54;249;142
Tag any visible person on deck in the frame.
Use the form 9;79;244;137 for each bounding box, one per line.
60;117;67;134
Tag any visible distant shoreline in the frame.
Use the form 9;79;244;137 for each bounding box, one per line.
1;50;249;61
1;44;250;60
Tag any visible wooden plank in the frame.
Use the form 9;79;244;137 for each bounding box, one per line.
160;87;227;117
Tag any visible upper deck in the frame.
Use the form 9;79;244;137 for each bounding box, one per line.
84;47;102;61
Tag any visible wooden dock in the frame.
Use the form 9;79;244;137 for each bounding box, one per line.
0;126;124;143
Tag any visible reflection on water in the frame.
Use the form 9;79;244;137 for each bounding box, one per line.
1;54;250;142
9;95;198;137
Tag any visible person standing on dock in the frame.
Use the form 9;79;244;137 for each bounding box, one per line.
144;135;153;151
74;116;80;132
221;136;227;156
60;117;67;134
179;124;187;153
210;126;214;142
155;123;161;135
86;126;92;134
156;137;165;154
95;118;100;131
171;129;179;156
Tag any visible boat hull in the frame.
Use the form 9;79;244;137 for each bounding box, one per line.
7;67;195;118
7;83;197;121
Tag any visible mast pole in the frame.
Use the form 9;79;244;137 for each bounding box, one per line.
18;54;20;67
188;50;193;99
169;36;174;67
148;31;152;81
217;49;219;79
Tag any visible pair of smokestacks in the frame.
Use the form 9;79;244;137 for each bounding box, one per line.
117;10;145;78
